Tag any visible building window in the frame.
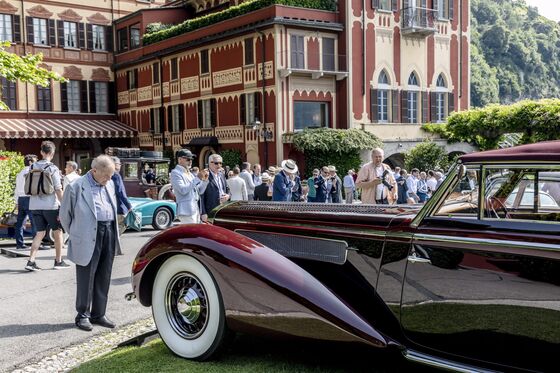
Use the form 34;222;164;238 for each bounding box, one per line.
171;105;181;132
117;28;127;52
244;38;254;65
435;74;447;122
0;14;13;42
92;25;105;51
67;80;81;112
377;70;390;123
198;99;215;129
63;21;77;48
407;72;419;123
378;0;391;11
95;82;108;113
170;58;178;81
130;24;140;49
37;85;51;111
151;107;161;134
294;101;329;131
127;69;137;90
290;35;304;69
438;0;450;19
200;49;209;74
323;37;335;71
152;62;159;84
33;18;47;45
1;77;16;110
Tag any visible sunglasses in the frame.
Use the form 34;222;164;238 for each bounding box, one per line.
212;162;222;165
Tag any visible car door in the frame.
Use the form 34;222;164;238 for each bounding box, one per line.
400;165;560;372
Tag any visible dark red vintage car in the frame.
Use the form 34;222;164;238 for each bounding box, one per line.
130;141;560;372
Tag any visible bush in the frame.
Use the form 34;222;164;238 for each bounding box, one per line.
0;151;23;214
143;0;337;45
404;141;450;172
221;149;242;170
291;128;382;177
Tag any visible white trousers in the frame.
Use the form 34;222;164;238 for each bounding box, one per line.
178;213;200;224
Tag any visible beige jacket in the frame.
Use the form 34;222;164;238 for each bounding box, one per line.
356;162;396;204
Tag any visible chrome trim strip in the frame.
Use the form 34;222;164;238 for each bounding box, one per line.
214;217;388;239
403;350;498;373
414;233;560;253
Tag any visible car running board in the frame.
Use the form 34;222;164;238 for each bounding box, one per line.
403;350;500;373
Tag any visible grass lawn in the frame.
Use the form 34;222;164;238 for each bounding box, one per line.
73;334;423;373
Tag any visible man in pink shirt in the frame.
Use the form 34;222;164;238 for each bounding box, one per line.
356;148;396;204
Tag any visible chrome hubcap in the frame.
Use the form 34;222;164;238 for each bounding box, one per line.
156;210;170;227
165;273;208;339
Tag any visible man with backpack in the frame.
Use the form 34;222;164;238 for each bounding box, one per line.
25;141;69;271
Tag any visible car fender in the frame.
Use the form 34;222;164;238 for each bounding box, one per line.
132;224;389;348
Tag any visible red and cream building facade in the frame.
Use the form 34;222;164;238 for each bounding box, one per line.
0;0;162;166
117;0;472;169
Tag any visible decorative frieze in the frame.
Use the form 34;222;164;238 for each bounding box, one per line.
0;0;18;14
93;53;108;62
257;61;273;81
212;67;242;88
137;86;153;102
58;9;82;22
91;68;110;82
87;12;111;25
63;65;83;80
27;5;52;18
162;82;170;97
118;92;129;105
64;50;80;60
180;77;199;94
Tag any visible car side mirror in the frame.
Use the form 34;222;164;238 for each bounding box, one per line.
457;164;467;180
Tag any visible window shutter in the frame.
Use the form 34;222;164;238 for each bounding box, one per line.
179;104;185;131
210;98;217;127
106;26;113;52
254;92;262;123
240;94;246;125
449;0;454;20
26;17;33;43
86;24;93;50
108;81;115;113
60;82;68;112
149;108;154;132
80;80;88;113
422;91;429;123
448;92;455;115
57;20;64;47
48;19;56;46
401;90;409;124
392;90;399;123
430;92;437;122
167;106;172;132
372;0;379;9
89;81;96;113
13;15;20;43
134;69;139;89
197;100;203;128
371;89;378;123
78;23;85;49
392;0;398;11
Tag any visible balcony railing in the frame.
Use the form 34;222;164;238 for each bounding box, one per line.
401;7;437;36
279;53;348;81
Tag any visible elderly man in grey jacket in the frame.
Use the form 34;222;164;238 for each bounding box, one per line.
60;155;121;331
170;149;204;223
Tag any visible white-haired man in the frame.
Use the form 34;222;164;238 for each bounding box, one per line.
356;148;396;204
60;155;120;331
63;161;80;189
200;153;229;222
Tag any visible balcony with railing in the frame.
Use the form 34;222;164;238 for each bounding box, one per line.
278;52;348;81
400;7;437;36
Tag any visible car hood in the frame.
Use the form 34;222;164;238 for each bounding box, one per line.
211;201;420;231
129;197;154;209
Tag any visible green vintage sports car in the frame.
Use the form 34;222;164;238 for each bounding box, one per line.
129;197;177;230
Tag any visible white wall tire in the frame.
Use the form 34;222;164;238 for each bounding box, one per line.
152;255;227;360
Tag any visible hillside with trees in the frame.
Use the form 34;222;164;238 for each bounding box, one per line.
471;0;560;107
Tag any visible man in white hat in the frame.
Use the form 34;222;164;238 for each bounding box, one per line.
170;149;203;224
272;159;297;201
254;172;272;201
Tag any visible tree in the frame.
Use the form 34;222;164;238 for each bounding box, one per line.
470;45;499;108
0;151;23;214
404;141;450;172
292;128;382;177
0;41;65;110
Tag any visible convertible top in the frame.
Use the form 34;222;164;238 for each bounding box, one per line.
460;140;560;163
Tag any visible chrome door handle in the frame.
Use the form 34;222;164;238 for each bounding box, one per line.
407;253;431;264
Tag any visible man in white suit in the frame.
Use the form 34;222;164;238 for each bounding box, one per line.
60;155;120;331
170;149;203;224
227;167;248;201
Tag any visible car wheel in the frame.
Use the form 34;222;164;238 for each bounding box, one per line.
152;255;228;360
152;207;173;230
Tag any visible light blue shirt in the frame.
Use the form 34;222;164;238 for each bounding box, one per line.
86;171;115;222
343;174;355;189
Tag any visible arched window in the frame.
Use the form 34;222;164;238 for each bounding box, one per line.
435;74;447;122
377;70;390;122
407;72;419;123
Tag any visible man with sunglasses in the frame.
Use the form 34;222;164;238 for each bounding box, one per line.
200;153;229;222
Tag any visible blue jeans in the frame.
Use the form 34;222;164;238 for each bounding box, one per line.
15;196;36;247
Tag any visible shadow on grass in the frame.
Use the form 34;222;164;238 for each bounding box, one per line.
74;334;427;373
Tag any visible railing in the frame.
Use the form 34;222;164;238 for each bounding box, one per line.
400;7;437;35
152;85;161;100
170;81;180;96
153;134;163;151
215;125;244;143
200;75;212;93
171;132;183;149
243;65;257;85
139;132;154;147
129;90;138;106
278;52;348;80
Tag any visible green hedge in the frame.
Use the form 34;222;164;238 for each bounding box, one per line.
143;0;337;45
404;141;450;172
221;149;242;170
0;151;23;215
423;99;560;150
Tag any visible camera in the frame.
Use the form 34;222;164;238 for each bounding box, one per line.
381;170;393;191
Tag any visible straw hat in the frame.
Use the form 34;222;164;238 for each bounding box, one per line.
261;172;271;182
281;159;298;174
328;165;337;172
